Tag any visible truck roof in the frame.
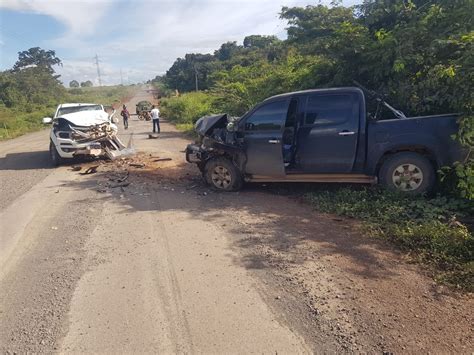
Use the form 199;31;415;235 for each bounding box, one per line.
264;87;364;102
58;103;100;108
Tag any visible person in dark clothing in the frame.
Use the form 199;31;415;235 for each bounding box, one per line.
120;104;130;129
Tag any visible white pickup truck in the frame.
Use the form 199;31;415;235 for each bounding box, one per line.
43;103;133;165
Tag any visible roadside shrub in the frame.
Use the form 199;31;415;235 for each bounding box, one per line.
160;91;215;126
305;187;474;290
0;106;52;139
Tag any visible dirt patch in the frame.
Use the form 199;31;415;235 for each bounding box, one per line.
221;193;474;353
72;150;474;353
70;153;474;353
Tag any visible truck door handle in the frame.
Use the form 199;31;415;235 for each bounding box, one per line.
339;131;355;136
268;139;281;144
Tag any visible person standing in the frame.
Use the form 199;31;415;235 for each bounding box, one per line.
120;104;130;130
150;104;160;133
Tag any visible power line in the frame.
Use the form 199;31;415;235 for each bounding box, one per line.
94;54;102;86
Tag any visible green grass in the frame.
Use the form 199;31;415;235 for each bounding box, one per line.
0;85;137;140
175;123;196;135
0;107;51;139
160;91;214;126
305;187;474;291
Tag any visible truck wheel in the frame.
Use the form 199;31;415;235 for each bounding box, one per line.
204;157;243;191
379;152;435;195
49;141;65;166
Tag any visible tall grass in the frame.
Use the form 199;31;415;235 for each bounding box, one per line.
160;92;215;133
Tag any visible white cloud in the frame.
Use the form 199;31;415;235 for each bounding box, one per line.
54;0;312;84
2;0;362;85
57;59;151;86
0;0;113;35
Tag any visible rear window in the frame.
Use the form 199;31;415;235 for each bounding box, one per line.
304;94;355;125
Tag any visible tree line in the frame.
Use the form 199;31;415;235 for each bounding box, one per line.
154;0;473;198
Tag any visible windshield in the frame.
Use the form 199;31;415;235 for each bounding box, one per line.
57;105;103;117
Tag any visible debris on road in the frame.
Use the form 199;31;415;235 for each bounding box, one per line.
71;166;82;171
80;166;99;175
129;163;146;168
148;134;159;139
109;181;130;188
75;152;195;197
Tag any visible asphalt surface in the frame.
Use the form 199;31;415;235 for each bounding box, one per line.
1;90;472;354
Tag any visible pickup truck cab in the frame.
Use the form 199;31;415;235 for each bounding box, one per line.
186;87;465;194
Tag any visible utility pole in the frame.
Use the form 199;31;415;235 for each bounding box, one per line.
120;68;123;86
94;54;102;86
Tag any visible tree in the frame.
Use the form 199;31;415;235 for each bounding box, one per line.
214;42;240;61
243;35;280;49
13;47;62;74
80;80;93;87
69;80;80;88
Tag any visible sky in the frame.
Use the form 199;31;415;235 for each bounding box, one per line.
0;0;361;86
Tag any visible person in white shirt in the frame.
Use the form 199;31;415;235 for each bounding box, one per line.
150;105;160;133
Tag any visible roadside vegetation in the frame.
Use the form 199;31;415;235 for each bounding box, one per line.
0;47;136;140
154;0;473;199
154;0;473;289
160;92;213;134
304;187;473;290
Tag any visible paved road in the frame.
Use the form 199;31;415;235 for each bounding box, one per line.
1;90;472;354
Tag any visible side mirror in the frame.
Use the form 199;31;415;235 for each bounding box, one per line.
227;121;236;132
103;105;114;113
42;117;53;124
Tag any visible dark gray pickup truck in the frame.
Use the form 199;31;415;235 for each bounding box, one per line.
186;87;466;194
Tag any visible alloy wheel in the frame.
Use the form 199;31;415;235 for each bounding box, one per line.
392;163;424;191
211;165;232;189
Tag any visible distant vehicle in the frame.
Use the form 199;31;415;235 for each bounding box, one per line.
43;103;133;166
186;87;466;194
135;100;153;120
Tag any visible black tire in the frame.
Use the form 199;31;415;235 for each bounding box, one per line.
379;152;435;195
49;141;65;166
204;157;243;191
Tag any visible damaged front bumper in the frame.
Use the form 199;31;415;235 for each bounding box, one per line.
185;143;206;163
53;122;134;160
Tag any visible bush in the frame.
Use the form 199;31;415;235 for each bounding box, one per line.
160;92;215;126
305;187;474;290
0;106;52;139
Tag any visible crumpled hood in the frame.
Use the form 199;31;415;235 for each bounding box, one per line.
59;110;109;127
195;114;228;136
